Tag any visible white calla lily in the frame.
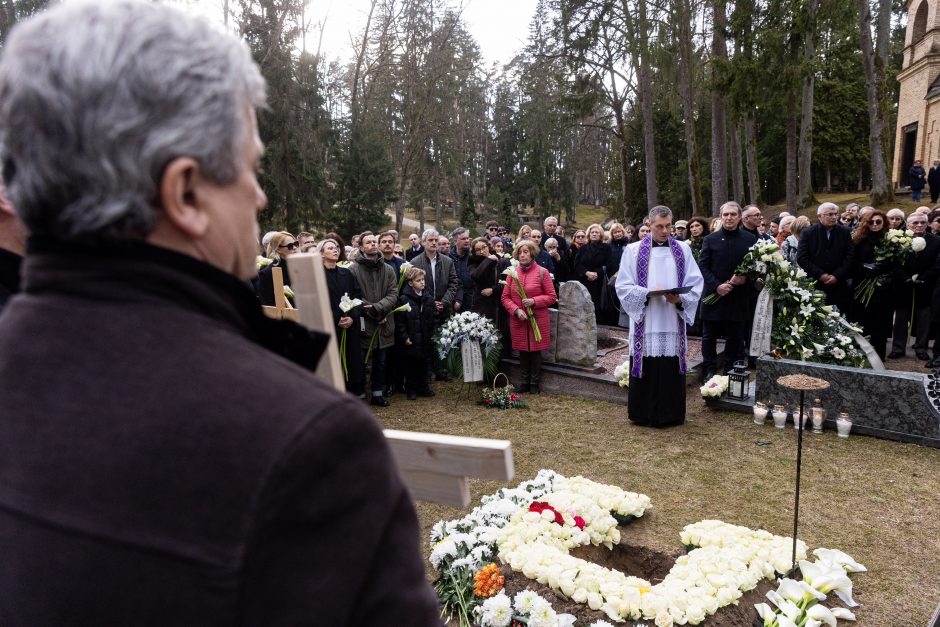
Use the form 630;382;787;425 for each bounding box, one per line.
812;548;867;573
806;604;838;627
754;602;776;626
831;607;857;620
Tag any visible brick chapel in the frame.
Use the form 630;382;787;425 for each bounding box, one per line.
894;0;940;188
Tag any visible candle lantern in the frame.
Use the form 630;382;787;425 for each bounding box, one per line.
753;401;769;425
772;404;788;428
836;412;853;438
810;398;826;434
726;361;749;401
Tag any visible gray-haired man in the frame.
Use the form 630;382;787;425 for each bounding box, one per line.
0;2;439;623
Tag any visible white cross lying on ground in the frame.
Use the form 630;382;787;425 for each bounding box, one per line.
261;252;514;507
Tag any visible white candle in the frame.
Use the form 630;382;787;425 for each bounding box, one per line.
772;405;787;429
836;413;852;438
753;402;768;425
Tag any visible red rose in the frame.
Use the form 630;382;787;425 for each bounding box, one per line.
528;501;548;514
553;510;565;525
574;516;586;530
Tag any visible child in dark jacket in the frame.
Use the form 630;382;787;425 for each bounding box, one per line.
395;267;437;400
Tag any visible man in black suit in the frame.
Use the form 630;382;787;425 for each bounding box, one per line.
797;202;855;315
405;232;424;260
698;201;758;381
890;212;939;359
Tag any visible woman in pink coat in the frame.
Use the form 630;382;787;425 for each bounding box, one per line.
501;239;557;393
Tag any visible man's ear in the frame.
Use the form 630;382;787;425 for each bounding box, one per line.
158;157;210;238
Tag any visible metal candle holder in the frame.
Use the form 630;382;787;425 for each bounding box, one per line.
776;374;830;571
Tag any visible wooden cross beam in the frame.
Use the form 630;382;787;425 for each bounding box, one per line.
285;252;514;507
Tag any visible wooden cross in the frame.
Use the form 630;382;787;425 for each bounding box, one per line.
284;252;514;507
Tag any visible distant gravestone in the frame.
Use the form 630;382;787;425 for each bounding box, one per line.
555;281;598;367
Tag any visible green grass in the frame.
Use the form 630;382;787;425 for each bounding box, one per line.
375;386;940;626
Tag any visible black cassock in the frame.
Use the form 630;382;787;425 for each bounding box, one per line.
628;356;686;427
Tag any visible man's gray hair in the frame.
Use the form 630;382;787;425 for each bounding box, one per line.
718;201;741;215
421;228;439;242
0;0;266;242
451;226;469;240
648;205;673;222
817;202;840;216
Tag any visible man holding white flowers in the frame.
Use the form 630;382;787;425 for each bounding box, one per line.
349;232;399;407
698;201;757;382
616;206;703;427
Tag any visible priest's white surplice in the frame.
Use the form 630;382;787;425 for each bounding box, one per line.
615;240;704;358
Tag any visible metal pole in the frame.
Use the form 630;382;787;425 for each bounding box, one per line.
792;389;805;570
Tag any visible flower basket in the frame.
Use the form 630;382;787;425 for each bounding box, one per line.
479;373;527;409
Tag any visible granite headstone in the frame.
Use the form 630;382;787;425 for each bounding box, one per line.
555;281;598;367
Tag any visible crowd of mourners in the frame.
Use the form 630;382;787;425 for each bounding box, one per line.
253;199;940;400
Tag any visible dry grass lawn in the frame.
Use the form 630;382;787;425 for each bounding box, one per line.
376;384;940;626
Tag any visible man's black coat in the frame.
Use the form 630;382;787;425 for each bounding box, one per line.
698;227;757;322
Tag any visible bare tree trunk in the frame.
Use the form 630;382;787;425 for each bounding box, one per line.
637;0;658;208
675;0;703;214
825;166;831;193
744;113;761;206
857;0;894;204
710;0;728;214
798;0;819;209
730;119;745;202
418;202;425;235
786;100;798;213
615;104;632;223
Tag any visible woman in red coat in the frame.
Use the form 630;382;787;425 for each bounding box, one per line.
501;239;557;393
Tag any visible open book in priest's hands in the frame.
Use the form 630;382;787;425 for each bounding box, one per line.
646;285;694;297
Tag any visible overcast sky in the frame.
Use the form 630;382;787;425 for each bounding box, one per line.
180;0;538;66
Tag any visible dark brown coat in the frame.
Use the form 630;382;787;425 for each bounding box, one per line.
0;240;441;627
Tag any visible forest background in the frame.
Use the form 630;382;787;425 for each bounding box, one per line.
0;0;908;237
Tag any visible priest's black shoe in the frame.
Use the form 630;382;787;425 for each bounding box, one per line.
917;351;930;360
417;387;436;397
888;350;905;358
370;395;390;407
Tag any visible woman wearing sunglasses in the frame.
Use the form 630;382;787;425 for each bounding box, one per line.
850;211;891;360
257;231;299;307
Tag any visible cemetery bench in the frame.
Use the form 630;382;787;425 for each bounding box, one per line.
268;253;514;507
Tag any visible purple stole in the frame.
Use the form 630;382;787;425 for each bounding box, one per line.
630;236;688;378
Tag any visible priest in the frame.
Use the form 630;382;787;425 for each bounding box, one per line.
615;206;703;427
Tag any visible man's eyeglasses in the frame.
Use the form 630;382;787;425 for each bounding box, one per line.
279;241;300;250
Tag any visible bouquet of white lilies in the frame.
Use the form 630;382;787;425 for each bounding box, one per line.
337;293;363;380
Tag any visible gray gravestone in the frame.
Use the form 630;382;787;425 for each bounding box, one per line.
554;281;598;367
544;308;560;364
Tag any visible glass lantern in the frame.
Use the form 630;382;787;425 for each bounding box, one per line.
726;361;749;401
